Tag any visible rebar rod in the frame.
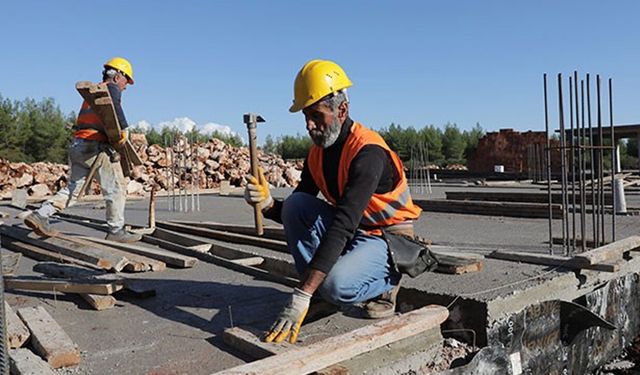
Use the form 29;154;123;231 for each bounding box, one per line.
569;75;576;254
609;78;616;241
544;74;553;253
580;79;586;251
597;75;605;245
558;74;569;254
587;74;597;246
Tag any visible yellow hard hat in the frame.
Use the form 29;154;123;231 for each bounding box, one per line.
104;57;134;84
289;59;352;112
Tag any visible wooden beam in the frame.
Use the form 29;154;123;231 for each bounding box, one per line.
413;199;563;219
59;234;165;272
487;250;621;272
571;235;640;266
170;220;286;241
5;277;123;295
147;227;211;252
0;234;109;270
79;236;197;268
430;248;484;274
5;302;29;349
17;306;80;368
157;221;289;252
214;305;448;375
9;348;57;375
0;226;126;271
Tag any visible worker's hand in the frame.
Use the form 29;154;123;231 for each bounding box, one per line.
264;288;311;344
244;168;273;210
117;129;129;145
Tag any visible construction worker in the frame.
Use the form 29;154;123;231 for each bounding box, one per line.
24;57;142;243
244;59;422;343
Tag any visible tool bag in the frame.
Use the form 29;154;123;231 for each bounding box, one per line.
382;228;438;277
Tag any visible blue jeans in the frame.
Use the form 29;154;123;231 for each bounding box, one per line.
281;192;400;306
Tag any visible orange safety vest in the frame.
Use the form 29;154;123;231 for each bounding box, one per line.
307;122;422;233
74;100;108;142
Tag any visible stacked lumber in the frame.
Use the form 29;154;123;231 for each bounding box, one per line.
7;304;80;372
413;198;564;219
0;134;303;199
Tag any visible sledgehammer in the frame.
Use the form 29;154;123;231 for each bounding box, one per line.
243;113;265;236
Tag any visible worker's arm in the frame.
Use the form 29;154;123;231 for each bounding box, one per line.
107;83;129;129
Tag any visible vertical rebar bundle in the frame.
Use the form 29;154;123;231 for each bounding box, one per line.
543;71;618;254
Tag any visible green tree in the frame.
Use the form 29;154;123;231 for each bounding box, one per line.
442;123;466;164
462;122;485;159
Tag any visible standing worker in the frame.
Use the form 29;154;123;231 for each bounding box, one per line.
244;59;422;343
24;57;142;243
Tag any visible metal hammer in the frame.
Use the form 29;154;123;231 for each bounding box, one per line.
243;113;265;236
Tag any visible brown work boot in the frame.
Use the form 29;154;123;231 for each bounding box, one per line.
24;212;57;237
361;284;401;319
105;229;142;243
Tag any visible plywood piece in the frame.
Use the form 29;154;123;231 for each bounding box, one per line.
5;277;123;295
17;306;80;368
9;348;57;375
5;302;29;349
215;305;448;375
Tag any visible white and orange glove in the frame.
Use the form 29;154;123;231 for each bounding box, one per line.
116;129;129;145
263;288;311;343
244;168;273;210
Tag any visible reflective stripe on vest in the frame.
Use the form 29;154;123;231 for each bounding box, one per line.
307;122;422;230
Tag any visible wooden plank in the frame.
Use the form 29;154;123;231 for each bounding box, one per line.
59;234;165;272
413;199;563;219
215;305;448;375
445;190;613;205
5;302;30;349
0;234;109;271
80;294;116;311
0;225;124;271
571;235;640;266
9;348;57;375
5;277;123;295
487;250;621;272
17;306;80;368
171;220;286;241
430;248;484;274
150;227;212;252
229;256;265;267
157;221;289;252
32;262;106;279
79;236;197;268
141;236;299;287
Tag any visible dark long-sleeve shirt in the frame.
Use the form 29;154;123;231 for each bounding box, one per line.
107;82;129;129
265;118;399;273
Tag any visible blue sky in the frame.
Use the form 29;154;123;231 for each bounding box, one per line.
1;1;639;144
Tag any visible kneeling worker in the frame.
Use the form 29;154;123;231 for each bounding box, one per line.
244;59;422;343
24;57;142;243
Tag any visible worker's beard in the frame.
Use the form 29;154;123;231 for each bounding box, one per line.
310;116;341;148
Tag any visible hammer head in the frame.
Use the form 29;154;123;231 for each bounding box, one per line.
243;113;265;126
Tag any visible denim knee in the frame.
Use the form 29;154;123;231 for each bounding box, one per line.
282;192;314;226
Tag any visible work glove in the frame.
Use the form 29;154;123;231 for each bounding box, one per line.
244;168;273;210
117;129;129;145
263;288;311;344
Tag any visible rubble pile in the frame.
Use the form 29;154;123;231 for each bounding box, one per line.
0;134;303;198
